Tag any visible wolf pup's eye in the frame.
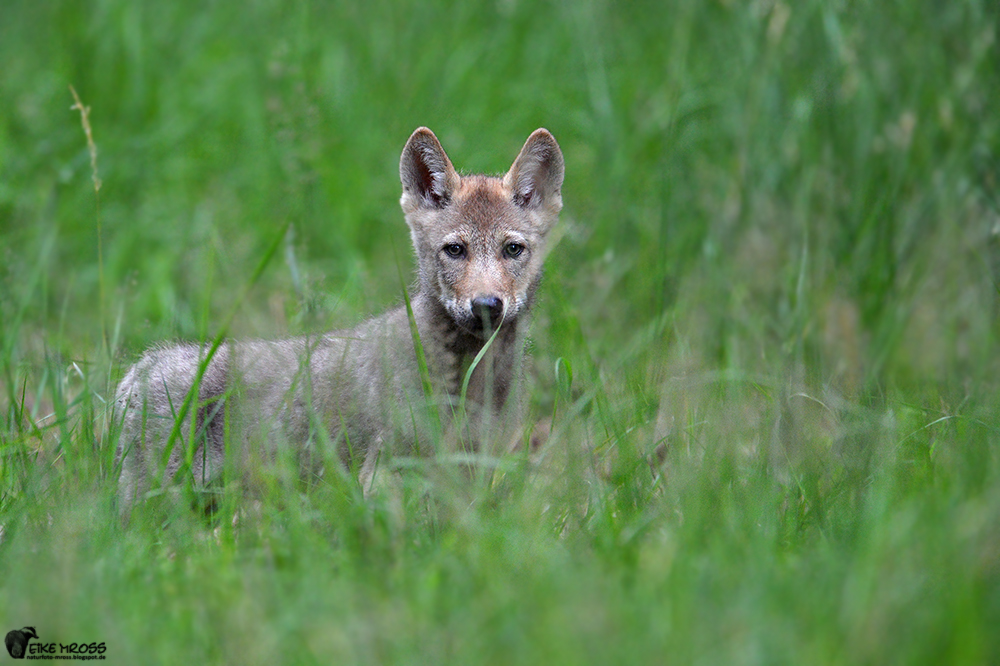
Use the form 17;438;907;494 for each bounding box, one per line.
443;243;465;258
504;242;525;258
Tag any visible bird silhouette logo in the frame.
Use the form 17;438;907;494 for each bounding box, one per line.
4;627;38;659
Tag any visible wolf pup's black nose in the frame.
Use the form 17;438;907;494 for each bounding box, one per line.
472;296;504;328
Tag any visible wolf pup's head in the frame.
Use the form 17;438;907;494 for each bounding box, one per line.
399;127;564;337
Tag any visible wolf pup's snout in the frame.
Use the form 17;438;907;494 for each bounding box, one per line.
471;295;505;330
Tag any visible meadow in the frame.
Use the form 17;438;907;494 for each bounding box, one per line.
2;0;999;662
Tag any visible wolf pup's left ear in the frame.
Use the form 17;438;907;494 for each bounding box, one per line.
503;128;564;213
400;127;461;212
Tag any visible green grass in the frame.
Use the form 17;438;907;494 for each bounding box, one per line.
2;0;1000;662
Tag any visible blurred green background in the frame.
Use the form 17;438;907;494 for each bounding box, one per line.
2;0;1000;663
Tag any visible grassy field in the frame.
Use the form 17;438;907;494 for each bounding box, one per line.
2;0;999;662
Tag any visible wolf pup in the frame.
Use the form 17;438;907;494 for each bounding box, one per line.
115;127;564;512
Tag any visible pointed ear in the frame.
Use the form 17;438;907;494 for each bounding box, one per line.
400;127;461;211
503;128;564;211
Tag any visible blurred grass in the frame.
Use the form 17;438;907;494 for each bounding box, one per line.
2;0;1000;663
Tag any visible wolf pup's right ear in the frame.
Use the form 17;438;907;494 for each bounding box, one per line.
503;128;564;214
400;127;461;212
